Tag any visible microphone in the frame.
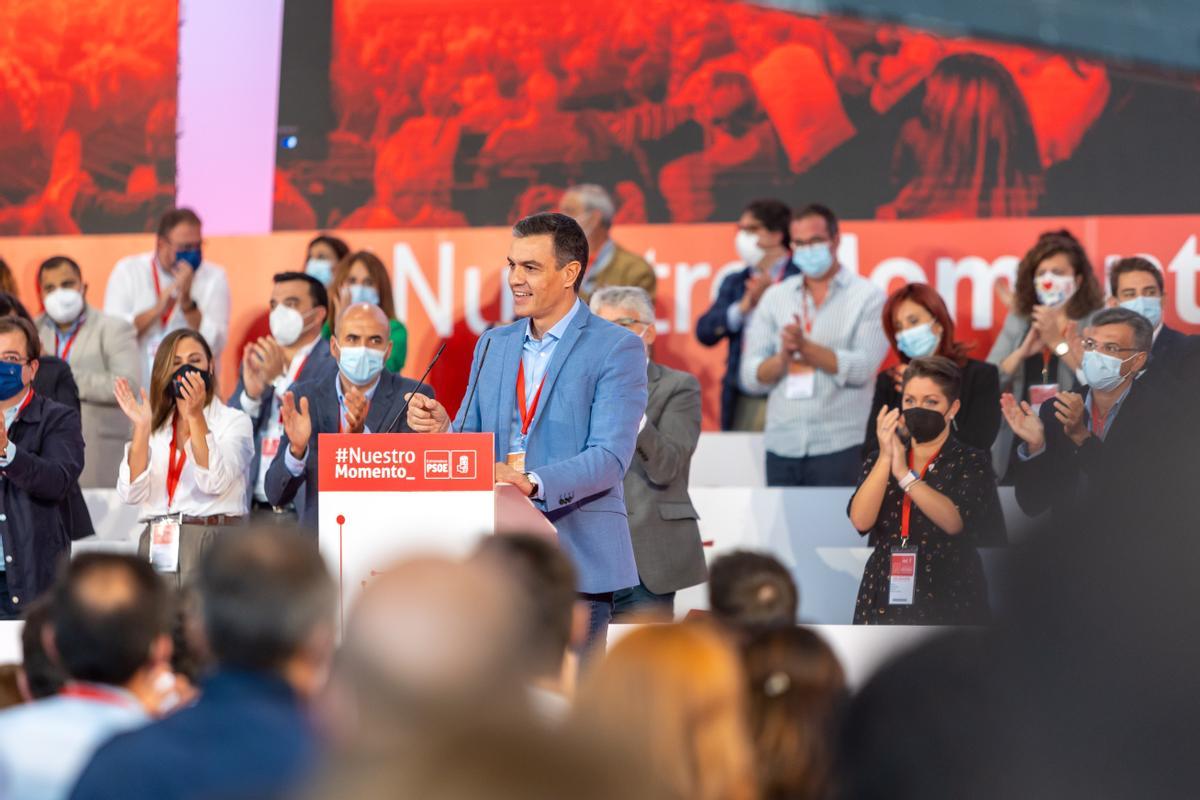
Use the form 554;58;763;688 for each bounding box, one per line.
385;341;446;433
456;336;492;434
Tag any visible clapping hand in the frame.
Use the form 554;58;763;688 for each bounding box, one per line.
781;315;805;359
343;383;369;434
114;377;153;433
280;391;312;458
1000;392;1046;454
1031;304;1067;348
174;370;207;422
1054;391;1090;447
1016;325;1044;360
740;270;772;312
876;405;908;479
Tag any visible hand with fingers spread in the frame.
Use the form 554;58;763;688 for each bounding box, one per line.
175;370;208;424
406;392;450;433
281;391;313;459
114;377;153;434
1000;392;1046;455
1054;391;1090;447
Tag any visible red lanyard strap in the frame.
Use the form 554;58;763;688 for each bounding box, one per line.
151;259;175;327
166;417;188;507
900;444;943;545
57;318;84;360
60;683;137;708
516;358;547;438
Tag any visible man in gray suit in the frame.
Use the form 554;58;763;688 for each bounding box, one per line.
264;303;430;529
36;256;140;489
590;287;707;620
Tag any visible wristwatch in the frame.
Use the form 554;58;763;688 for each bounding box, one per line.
1053;340;1070;357
523;472;539;499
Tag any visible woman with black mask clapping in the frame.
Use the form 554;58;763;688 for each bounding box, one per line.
115;329;253;586
848;356;1005;625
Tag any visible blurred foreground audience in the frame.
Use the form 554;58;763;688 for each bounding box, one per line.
709;550;800;631
0;554;171;800
70;528;336;800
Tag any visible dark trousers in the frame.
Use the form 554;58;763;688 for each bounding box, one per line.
613;577;675;622
766;445;862;487
577;591;614;666
0;571;19;620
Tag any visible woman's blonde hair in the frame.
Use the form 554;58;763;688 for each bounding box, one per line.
573;623;757;800
149;329;215;432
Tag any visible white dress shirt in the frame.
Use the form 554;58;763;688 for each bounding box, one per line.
740;268;888;458
103;251;231;386
117;400;255;518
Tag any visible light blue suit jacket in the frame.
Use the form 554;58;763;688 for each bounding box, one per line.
455;303;648;593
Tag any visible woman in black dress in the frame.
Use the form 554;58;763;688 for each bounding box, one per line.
848;356;1005;625
862;282;1000;458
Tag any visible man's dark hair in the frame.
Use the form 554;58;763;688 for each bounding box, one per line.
21;596;66;698
198;527;335;671
0;291;34;324
307;233;350;263
0;315;41;360
745;199;793;247
794;203;840;240
903;355;963;404
1087;306;1154;353
156;207;203;240
274;271;329;310
1108;256;1164;296
512;212;590;291
51;553;172;685
37;255;82;283
709;550;799;629
474;534;577;679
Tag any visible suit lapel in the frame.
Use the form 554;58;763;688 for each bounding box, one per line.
495;325;524;456
70;311;99;363
646;360;663;411
365;371;398;432
527;304;588;436
318;375;341;433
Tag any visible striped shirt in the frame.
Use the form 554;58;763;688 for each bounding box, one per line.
740;267;888;458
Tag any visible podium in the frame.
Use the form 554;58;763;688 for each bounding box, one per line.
317;432;555;627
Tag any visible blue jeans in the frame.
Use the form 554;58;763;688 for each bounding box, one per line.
766;445;862;487
577;592;614;666
613;578;675;622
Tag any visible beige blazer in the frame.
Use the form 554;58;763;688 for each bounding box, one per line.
37;306;140;488
580;242;657;302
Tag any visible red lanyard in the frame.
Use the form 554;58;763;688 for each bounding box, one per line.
60;683;137;708
900;443;943;545
166;416;188;508
151;259;175;327
516;358;547;437
1090;400;1106;438
1040;346;1052;383
56;317;85;360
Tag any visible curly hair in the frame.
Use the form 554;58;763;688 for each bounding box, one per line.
1012;229;1103;319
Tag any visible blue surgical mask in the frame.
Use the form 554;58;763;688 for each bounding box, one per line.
895;323;940;360
337;345;385;386
1120;296;1163;329
176;248;202;271
1081;349;1138;391
348;284;381;306
792;242;834;278
0;362;24;401
305;258;334;286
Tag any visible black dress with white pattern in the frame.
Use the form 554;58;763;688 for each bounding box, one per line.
849;436;1006;625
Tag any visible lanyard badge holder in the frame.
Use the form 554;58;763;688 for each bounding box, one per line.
148;513;183;573
889;445;942;606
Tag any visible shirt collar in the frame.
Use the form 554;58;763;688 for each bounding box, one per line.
3;388;30;429
1084;380;1134;419
524;298;582;345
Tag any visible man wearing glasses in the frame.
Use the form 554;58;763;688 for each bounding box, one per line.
589;286;707;621
1000;307;1153;520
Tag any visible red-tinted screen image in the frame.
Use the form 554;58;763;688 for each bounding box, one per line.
0;0;177;235
273;0;1200;230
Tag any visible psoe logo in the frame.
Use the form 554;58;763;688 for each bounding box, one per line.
450;450;476;480
424;451;450;479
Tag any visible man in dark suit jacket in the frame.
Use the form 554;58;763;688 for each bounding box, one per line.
1003;308;1163;521
695;199;797;430
1107;255;1194;366
0;317;84;618
228;272;333;524
590;288;707;621
265;303;428;529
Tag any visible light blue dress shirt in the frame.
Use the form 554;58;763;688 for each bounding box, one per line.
510;300;583;500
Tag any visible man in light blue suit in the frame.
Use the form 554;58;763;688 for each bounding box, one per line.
407;212;648;652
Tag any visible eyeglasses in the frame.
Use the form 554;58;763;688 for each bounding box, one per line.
1080;338;1143;357
613;317;652;329
0;355;29;365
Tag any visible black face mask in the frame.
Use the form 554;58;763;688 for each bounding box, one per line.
903;407;947;444
167;364;212;399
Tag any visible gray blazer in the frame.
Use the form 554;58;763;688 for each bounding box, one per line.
623;361;707;594
986;311;1079;478
37;307;140;489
